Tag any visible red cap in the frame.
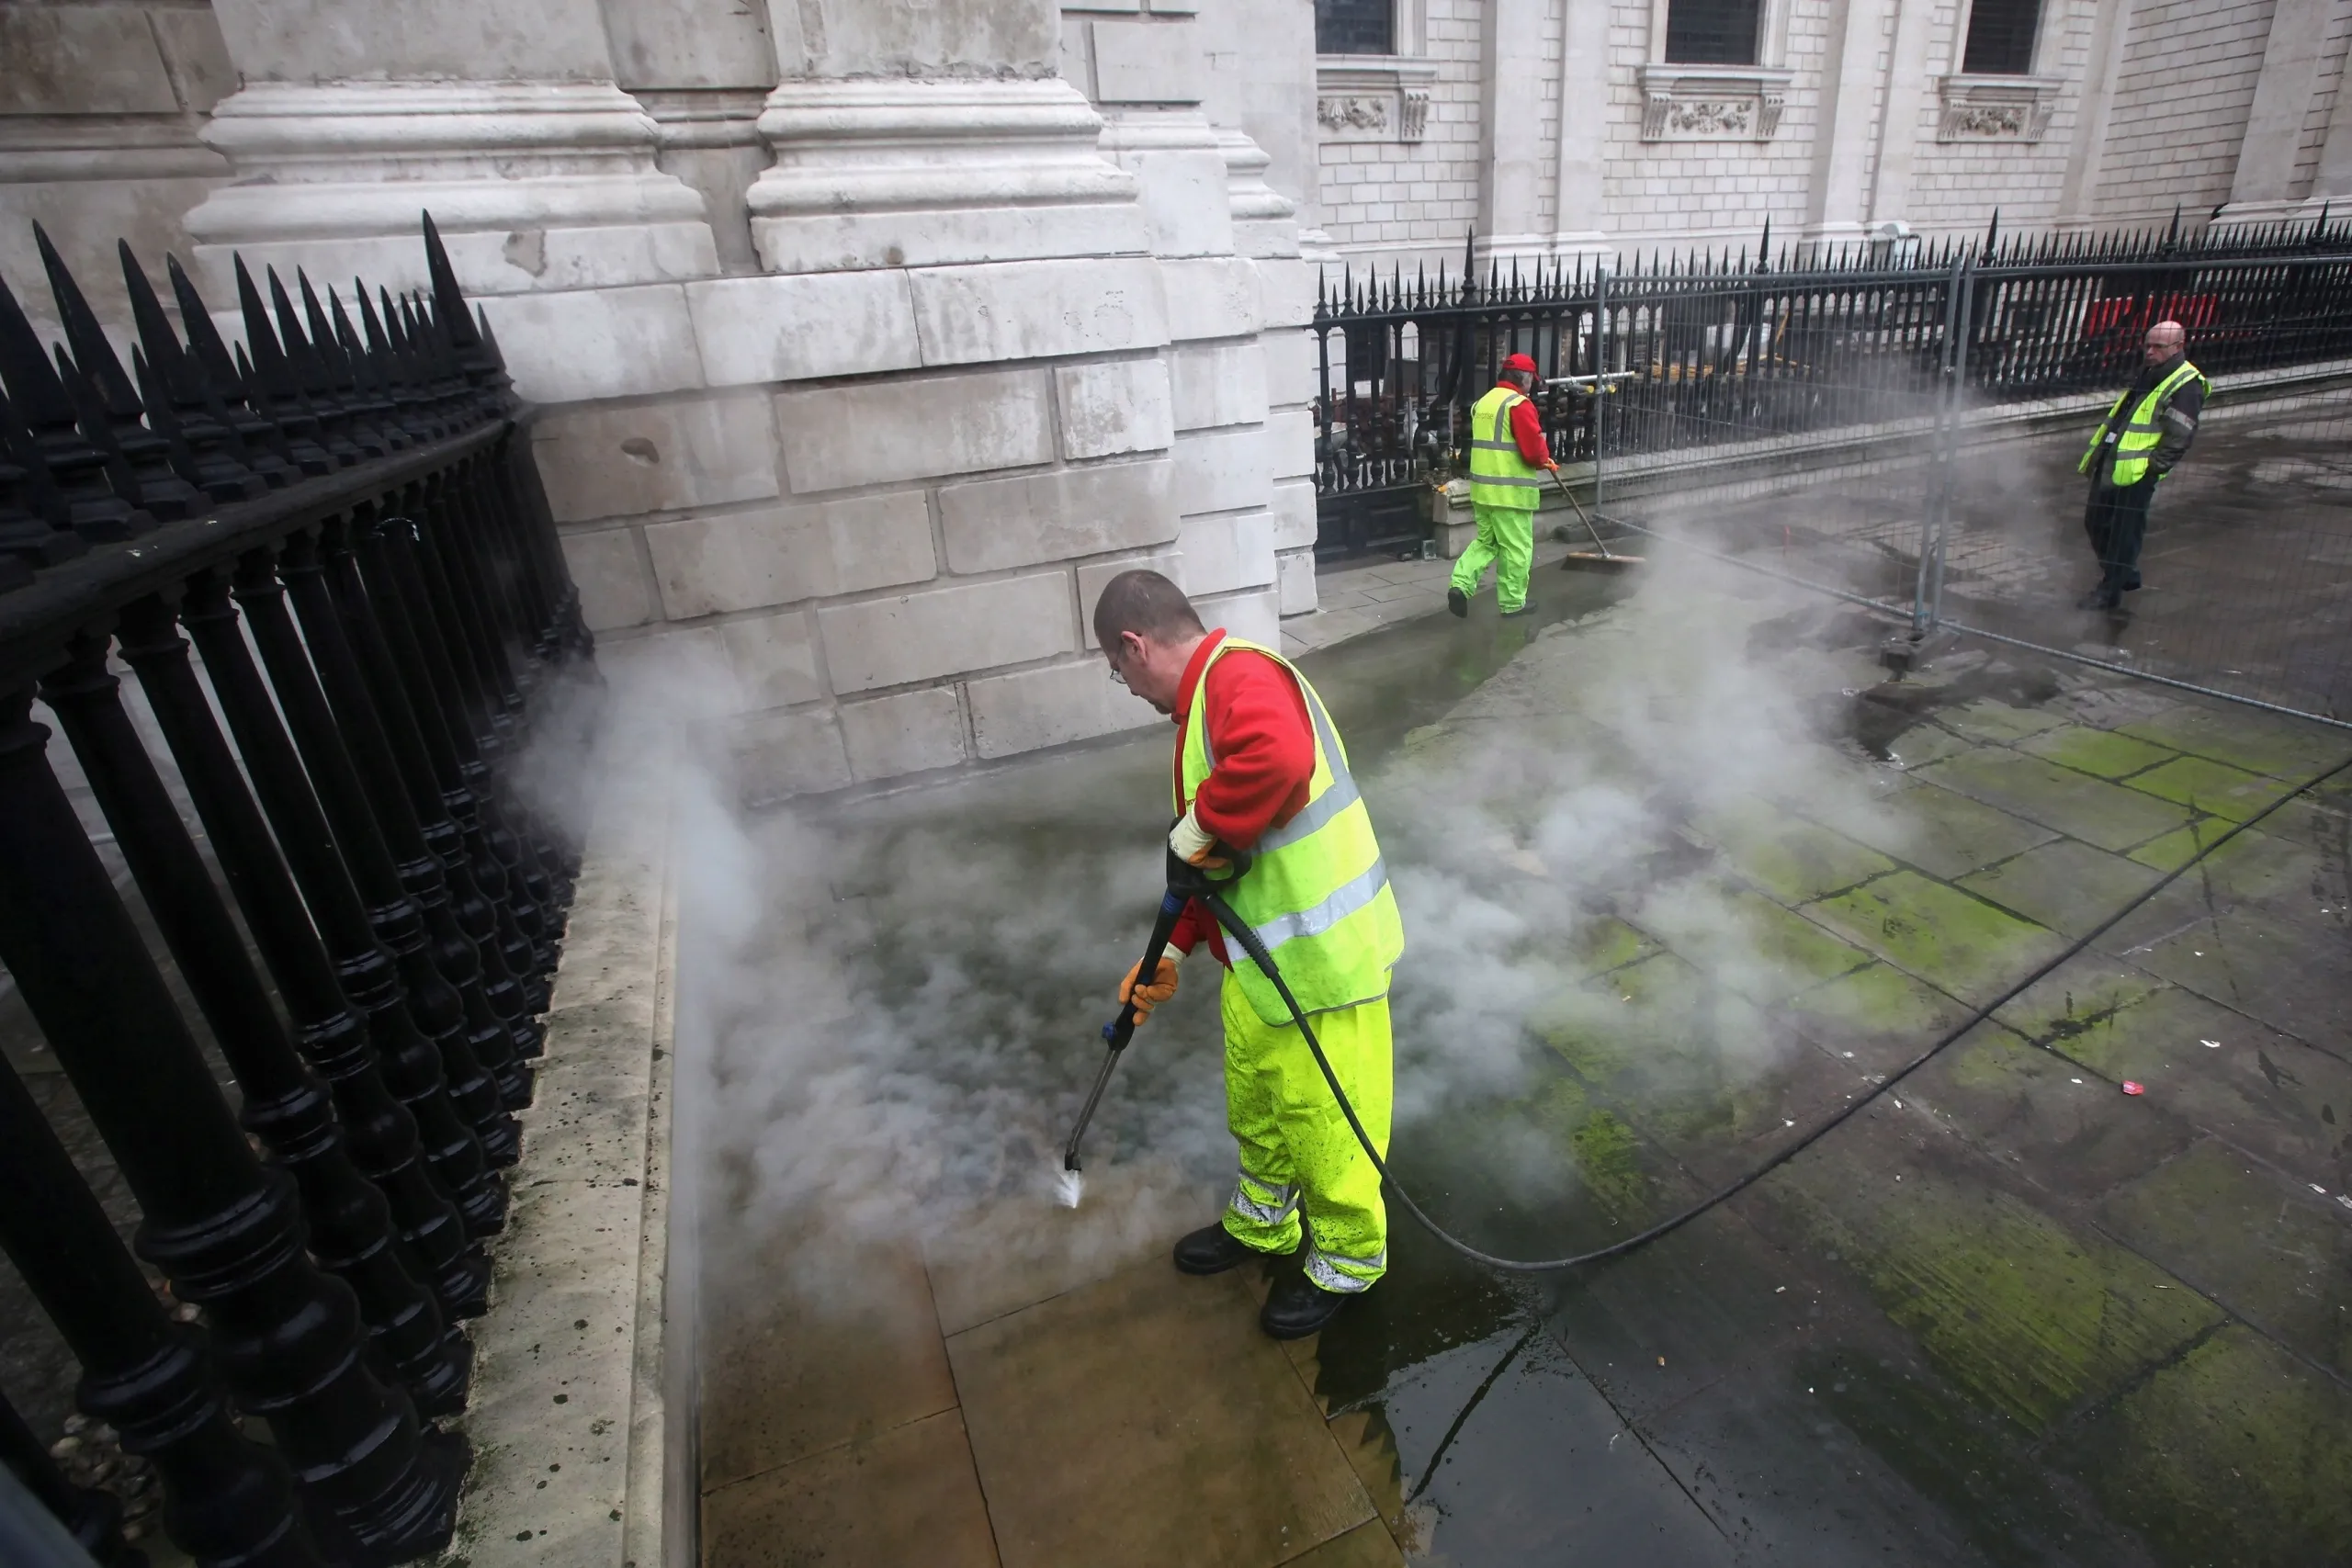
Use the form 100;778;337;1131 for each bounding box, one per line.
1501;353;1539;375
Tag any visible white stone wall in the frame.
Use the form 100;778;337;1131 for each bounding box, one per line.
1314;0;1487;255
2290;1;2352;197
0;0;236;341
2096;0;2279;223
1902;0;2100;235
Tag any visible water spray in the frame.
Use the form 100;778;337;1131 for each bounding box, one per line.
1059;849;1253;1209
1061;747;2352;1267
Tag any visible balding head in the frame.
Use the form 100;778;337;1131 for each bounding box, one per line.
2144;320;2185;365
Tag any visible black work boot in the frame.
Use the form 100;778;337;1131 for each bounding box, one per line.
1260;1270;1354;1339
2075;586;2121;611
1173;1223;1288;1276
1447;586;1469;618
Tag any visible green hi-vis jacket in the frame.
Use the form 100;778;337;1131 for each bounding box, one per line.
1467;384;1544;511
1178;637;1404;1025
2080;358;2208;488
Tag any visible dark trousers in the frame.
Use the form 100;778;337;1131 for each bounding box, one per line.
2083;479;2156;592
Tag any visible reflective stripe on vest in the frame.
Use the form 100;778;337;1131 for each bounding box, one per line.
1179;637;1405;1023
2079;360;2206;487
1467;386;1543;509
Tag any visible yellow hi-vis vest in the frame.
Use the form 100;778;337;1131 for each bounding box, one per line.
1179;637;1404;1026
1466;385;1544;511
2079;359;2208;488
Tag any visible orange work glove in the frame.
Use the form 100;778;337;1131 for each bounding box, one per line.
1169;807;1227;869
1118;954;1181;1025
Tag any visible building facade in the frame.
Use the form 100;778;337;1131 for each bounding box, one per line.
5;0;2349;795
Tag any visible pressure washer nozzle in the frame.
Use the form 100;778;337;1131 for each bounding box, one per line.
1054;1165;1086;1210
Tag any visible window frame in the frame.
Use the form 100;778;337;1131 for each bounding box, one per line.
1955;0;2046;79
1313;0;1436;146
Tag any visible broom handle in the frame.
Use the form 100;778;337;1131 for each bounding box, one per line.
1550;467;1615;560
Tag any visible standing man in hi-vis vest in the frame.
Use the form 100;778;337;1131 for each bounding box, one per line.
2077;320;2208;611
1449;351;1557;619
1094;570;1405;1340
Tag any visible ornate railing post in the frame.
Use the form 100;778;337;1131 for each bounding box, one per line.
0;274;150;543
178;570;509;1240
40;630;469;1418
286;523;539;1103
232;545;522;1166
0;685;463;1562
0;1057;322;1568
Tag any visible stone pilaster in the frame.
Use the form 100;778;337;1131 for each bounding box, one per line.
2219;0;2337;223
1805;0;1896;245
1476;0;1553;261
1550;0;1612;255
183;0;717;299
2057;0;2136;229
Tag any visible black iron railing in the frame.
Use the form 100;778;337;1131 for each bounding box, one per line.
1313;211;2352;558
0;214;590;1566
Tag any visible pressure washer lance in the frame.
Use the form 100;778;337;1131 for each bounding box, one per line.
1058;846;1252;1208
1063;744;2352;1269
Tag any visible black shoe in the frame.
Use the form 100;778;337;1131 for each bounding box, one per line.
2075;587;2121;611
1447;586;1469;618
1173;1223;1287;1276
1498;604;1532;617
1260;1270;1355;1339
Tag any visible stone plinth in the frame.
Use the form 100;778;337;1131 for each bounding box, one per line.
186;81;717;299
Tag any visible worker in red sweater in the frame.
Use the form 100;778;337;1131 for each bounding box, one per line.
1093;570;1404;1340
1449;351;1556;618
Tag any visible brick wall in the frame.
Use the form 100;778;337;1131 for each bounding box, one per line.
1314;0;1487;255
1599;0;1829;247
1904;0;2099;236
2095;0;2278;223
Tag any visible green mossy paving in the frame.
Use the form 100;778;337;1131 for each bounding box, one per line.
2124;754;2300;823
1933;696;2074;745
1690;795;1897;904
1913;748;2195;853
1824;775;2060;878
2055;1326;2352;1568
1957;838;2166;938
1804;870;2073;1005
2117;705;2352;781
2018;724;2181;781
1772;1134;2224;1436
2098;1141;2352;1379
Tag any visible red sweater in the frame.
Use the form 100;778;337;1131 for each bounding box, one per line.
1166;631;1315;960
1498;380;1555;466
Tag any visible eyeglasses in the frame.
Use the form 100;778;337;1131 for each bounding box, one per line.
1105;640;1129;687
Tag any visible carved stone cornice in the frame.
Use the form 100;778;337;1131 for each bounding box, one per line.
1935;74;2063;143
1637;63;1793;143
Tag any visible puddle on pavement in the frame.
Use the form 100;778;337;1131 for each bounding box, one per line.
723;549;2352;1567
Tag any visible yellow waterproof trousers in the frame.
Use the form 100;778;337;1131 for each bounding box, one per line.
1219;972;1393;1292
1449;503;1535;613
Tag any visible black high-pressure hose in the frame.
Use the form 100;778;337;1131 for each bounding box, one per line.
1170;746;2352;1275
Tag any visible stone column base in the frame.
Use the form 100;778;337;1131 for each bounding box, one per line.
747;78;1144;272
186;80;717;299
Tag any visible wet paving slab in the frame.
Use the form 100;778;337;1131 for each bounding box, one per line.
694;547;2352;1566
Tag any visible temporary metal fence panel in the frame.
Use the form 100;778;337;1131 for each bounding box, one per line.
1314;214;2352;727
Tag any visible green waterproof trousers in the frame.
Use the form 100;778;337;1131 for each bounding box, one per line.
1219;971;1392;1292
1450;503;1534;613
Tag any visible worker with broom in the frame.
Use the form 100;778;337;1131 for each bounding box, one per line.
1094;569;1405;1339
1448;351;1557;618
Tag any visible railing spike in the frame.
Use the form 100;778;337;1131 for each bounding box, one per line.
0;383;83;570
329;285;406;453
300;271;386;460
35;225;204;521
268;266;360;467
164;254;294;491
236;257;335;475
0;265;150;543
120;242;267;504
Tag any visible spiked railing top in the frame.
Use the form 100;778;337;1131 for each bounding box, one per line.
0;210;518;678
